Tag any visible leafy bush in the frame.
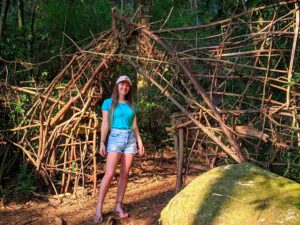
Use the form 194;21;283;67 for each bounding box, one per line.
16;164;36;195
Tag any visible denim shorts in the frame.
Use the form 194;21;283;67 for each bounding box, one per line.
107;128;137;154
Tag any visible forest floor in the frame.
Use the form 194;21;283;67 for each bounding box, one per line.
0;147;199;225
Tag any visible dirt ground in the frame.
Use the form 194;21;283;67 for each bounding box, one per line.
0;148;199;225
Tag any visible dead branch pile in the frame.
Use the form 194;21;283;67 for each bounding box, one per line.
0;1;300;194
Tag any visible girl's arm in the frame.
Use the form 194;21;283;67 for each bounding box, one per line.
99;110;109;157
133;117;145;155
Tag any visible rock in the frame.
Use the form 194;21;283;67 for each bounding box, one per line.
160;162;300;225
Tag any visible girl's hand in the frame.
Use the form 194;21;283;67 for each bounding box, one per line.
99;142;106;157
138;143;145;156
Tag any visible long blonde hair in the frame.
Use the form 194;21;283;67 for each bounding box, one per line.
109;83;135;126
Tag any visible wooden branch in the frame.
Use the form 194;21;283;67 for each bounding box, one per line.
235;125;269;142
286;3;299;107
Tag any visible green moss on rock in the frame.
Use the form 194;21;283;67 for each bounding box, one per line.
160;163;300;225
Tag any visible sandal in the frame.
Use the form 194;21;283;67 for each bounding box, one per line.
114;209;129;218
114;202;129;219
93;214;103;224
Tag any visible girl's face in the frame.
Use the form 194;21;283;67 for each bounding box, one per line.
118;81;130;97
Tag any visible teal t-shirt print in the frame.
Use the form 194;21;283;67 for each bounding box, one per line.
101;98;137;129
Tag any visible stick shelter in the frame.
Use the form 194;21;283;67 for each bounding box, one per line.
1;1;300;194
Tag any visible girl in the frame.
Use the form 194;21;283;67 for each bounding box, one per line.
94;75;145;223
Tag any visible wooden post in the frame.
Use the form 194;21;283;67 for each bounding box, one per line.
92;116;98;196
176;128;184;193
61;151;67;193
172;116;179;161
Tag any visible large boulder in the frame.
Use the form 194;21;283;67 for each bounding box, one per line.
160;162;300;225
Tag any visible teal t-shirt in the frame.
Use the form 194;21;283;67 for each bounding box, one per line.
101;98;137;129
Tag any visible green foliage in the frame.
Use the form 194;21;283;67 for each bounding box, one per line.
71;160;76;176
152;0;191;28
37;0;112;51
0;0;113;81
41;71;48;78
16;164;36;195
136;82;177;147
245;0;269;8
10;100;25;117
9;94;30;124
278;152;300;180
152;0;240;29
283;73;300;88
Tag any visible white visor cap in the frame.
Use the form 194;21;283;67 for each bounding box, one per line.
116;75;132;86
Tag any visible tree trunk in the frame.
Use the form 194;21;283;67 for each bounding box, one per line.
17;0;24;30
0;0;10;42
121;0;124;14
135;0;152;91
27;0;38;60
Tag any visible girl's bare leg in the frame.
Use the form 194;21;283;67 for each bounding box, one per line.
115;153;134;215
95;152;121;218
